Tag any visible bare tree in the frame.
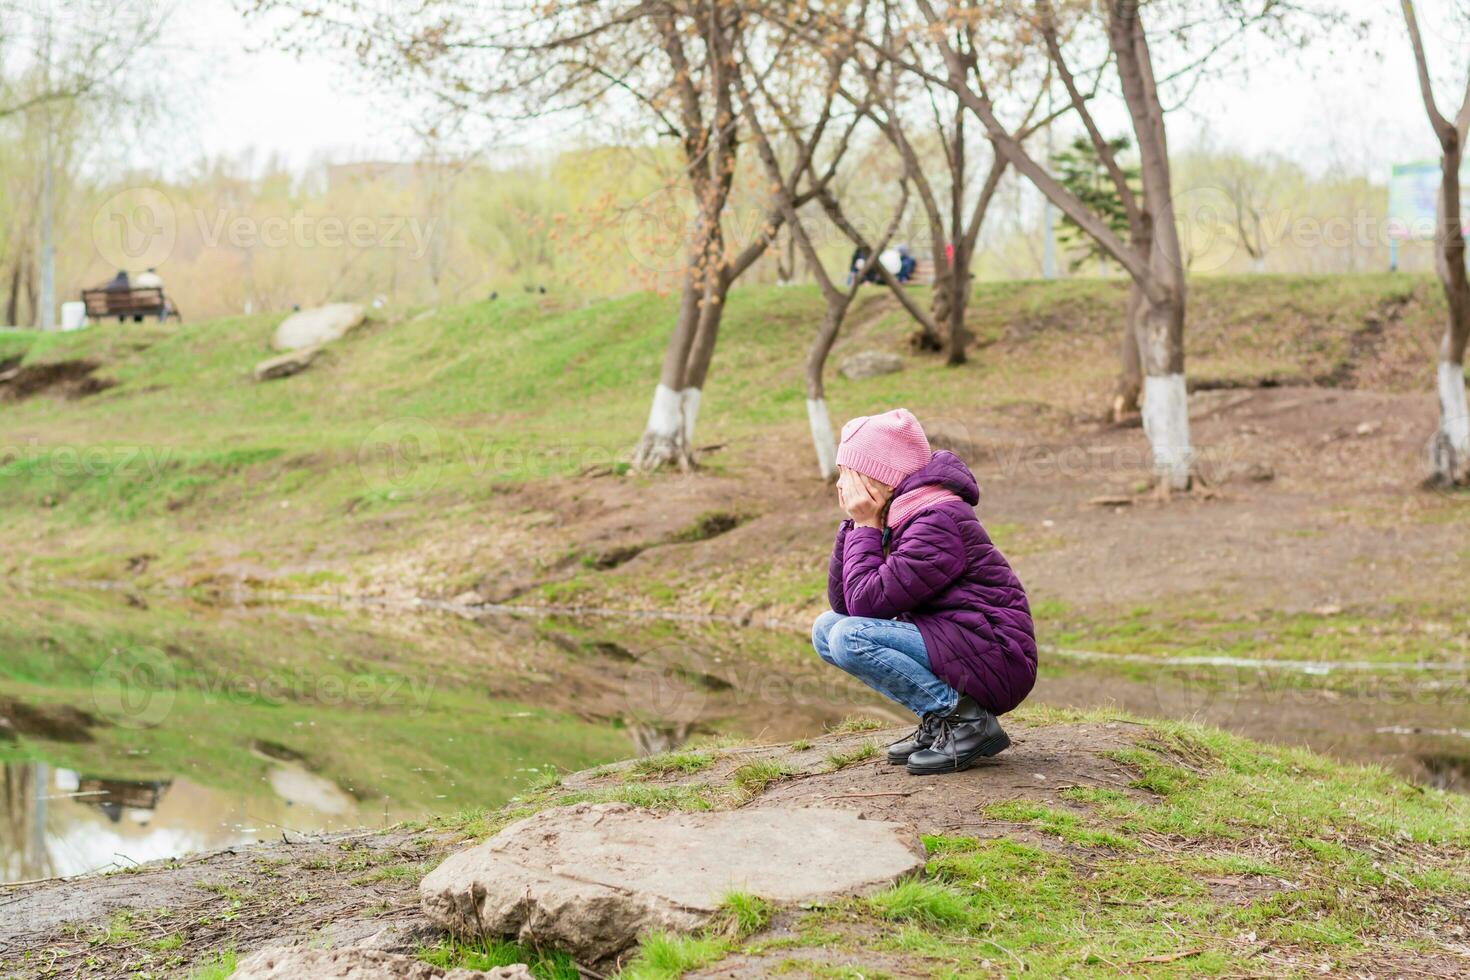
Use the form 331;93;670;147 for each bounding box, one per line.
0;1;169;119
0;1;172;327
838;2;1060;366
249;0;815;472
733;15;904;476
864;0;1186;487
860;0;1301;489
1402;0;1470;486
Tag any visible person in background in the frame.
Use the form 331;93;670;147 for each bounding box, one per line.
133;268;168;321
878;247;902;281
896;245;916;284
105;269;130;291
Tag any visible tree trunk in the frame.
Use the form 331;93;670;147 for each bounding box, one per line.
1400;0;1470;485
22;256;36;328
806;398;838;480
805;303;848;480
946;103;967;367
1112;1;1192;489
811;308;846;481
5;256;20;328
921;263;950;353
631;266;703;472
680;286;727;446
1113;283;1145;421
946;242;970;366
1135;284;1190;490
1433;354;1470;483
1430;142;1470;485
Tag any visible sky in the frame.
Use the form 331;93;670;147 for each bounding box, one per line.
174;0;404;172
173;0;1440;179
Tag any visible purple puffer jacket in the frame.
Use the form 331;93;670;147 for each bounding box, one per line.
827;451;1037;714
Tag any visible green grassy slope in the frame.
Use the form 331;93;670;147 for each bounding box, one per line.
1;274;1451;586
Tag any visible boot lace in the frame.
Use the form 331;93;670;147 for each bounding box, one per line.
928;718;961;767
909;713;942;745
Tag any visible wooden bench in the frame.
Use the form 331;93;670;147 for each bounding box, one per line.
81;287;181;323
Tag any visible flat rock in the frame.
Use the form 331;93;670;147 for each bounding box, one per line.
232;947;530;979
420;802;924;962
254;346;322;381
271;303;366;351
839;350;904;380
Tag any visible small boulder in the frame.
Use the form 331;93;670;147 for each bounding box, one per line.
839;350;904;380
254;346;321;382
420;802;924;962
272;303;366;352
232;947;529;980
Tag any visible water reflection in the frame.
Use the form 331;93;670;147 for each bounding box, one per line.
2;589;1466;882
0;759;396;882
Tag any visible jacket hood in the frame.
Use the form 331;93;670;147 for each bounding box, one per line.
893;450;979;505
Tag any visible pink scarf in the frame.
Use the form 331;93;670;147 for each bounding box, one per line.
886;485;964;531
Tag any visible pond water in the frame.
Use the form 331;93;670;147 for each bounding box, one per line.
2;589;1466;883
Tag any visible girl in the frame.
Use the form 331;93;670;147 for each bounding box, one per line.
812;408;1037;775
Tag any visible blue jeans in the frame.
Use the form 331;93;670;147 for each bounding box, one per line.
812;611;960;717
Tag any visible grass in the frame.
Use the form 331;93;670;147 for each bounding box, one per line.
620;893;777;979
419;936;579;979
1043;598;1470;666
91;911;142;946
826;714;886;734
713;892;775;938
182;950;236;980
619;932;729;979
8;274;1470;975
825;741;878;771
730;758;795;797
629;750;715;779
983;799;1135;850
867;880;973;927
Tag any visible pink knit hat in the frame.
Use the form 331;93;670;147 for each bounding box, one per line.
835;408;932;488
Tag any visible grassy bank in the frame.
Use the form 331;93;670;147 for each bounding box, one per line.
0;274;1449;584
9;711;1466;978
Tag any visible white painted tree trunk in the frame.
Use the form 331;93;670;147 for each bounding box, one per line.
680;387;701;446
633;383;689;470
806;397;837;480
1438;360;1469;455
1142;374;1193;491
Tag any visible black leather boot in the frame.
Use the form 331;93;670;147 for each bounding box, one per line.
905;696;1009;775
886;713;942;764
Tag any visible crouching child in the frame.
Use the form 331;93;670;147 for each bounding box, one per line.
812;408;1037;775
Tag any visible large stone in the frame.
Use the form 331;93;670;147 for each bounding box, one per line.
232;947;530;980
253;345;322;381
420;802;924;962
839;350;904;380
271;303;367;352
